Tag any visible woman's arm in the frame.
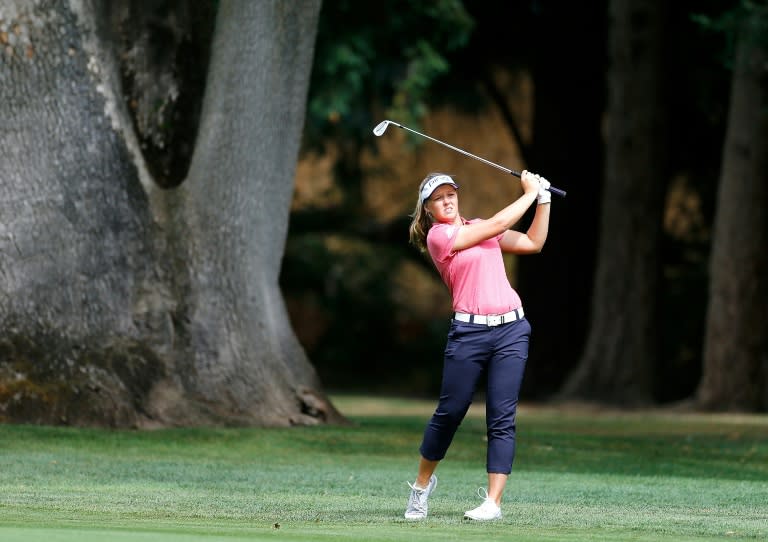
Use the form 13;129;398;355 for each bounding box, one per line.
499;201;550;254
452;171;540;252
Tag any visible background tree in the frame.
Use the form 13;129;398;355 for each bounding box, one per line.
282;1;477;393
695;1;768;410
509;1;606;397
286;1;608;396
550;0;669;405
285;1;750;410
0;0;343;427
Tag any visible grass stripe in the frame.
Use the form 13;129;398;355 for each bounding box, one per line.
1;396;766;541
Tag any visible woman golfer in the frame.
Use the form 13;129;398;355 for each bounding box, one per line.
404;170;551;521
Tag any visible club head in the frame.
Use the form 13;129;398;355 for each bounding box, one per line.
372;120;392;137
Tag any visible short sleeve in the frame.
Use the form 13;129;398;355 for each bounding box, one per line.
426;223;460;264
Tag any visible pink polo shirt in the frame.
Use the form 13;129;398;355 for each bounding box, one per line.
426;219;522;315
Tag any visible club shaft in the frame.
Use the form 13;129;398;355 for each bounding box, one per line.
394;123;519;176
389;121;566;198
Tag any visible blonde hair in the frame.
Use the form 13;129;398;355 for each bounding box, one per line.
408;172;453;253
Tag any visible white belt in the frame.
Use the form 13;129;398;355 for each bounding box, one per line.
453;308;524;327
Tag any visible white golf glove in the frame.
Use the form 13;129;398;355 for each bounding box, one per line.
536;176;551;205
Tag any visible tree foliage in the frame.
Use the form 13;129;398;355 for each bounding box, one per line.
692;0;768;68
304;0;474;148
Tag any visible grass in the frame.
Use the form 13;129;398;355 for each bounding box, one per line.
1;395;767;541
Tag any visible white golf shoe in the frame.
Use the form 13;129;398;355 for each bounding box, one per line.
463;487;502;521
404;474;437;520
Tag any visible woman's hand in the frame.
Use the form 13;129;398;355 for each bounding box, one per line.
520;170;541;196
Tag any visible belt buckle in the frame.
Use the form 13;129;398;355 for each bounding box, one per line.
486;314;502;327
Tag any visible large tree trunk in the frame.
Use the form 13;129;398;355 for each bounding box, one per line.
0;0;344;427
515;0;606;399
558;0;668;405
695;6;768;411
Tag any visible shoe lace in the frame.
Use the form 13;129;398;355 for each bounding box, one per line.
474;487;499;512
407;482;428;513
476;487;490;501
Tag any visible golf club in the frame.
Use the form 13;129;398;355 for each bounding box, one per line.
373;120;566;198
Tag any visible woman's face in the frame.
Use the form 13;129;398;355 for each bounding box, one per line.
425;184;459;223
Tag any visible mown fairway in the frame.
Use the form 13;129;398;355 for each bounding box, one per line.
1;396;766;541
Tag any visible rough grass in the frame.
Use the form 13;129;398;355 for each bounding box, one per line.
0;396;766;541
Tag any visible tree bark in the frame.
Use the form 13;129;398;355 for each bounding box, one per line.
695;7;768;411
558;0;668;405
0;0;344;427
515;0;606;398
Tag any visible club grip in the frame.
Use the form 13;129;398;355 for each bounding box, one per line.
548;186;566;198
510;170;566;198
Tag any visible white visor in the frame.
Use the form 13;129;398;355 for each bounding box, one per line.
420;175;458;202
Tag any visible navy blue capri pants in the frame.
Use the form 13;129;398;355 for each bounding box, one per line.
419;316;531;474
